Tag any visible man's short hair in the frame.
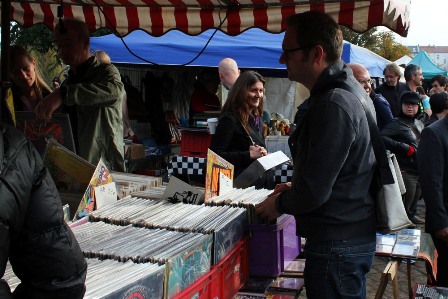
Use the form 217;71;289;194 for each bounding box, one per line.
383;63;402;77
286;11;343;64
404;64;421;82
55;18;90;45
430;92;448;114
431;74;448;87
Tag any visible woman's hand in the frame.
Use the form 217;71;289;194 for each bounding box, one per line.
249;145;267;159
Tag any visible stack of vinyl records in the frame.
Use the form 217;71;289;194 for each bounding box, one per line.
84;258;165;299
111;171;163;198
72;222;213;298
72;222;209;264
3;259;166;299
89;196;246;234
3;262;20;292
89;196;246;264
207;186;273;224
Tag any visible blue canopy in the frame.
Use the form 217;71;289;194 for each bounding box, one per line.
90;29;390;77
408;50;448;79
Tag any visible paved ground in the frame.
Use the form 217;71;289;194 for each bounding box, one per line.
298;201;427;299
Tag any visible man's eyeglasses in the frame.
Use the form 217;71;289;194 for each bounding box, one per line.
357;79;373;85
282;45;316;57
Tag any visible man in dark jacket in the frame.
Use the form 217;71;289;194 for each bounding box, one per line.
418;115;448;287
256;11;376;298
375;63;408;116
0;124;87;298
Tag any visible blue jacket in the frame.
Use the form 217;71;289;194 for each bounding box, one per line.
371;91;393;130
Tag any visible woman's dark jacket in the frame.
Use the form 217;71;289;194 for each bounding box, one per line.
0;124;87;298
381;115;424;174
210;113;265;177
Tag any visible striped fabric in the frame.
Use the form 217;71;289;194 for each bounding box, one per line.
4;0;410;37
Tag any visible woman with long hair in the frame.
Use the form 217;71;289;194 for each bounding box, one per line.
10;45;52;112
210;70;268;177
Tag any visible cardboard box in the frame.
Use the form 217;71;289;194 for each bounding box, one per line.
125;143;146;160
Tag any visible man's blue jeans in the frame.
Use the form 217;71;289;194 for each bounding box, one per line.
304;234;376;299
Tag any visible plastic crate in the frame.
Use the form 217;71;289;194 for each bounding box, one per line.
174;237;248;299
180;130;212;158
172;268;220;299
246;215;301;277
212;237;249;299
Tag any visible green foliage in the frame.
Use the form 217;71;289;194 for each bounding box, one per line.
7;23;111;87
341;26;412;62
10;23;55;53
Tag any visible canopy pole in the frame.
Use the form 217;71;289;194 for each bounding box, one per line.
1;0;13;125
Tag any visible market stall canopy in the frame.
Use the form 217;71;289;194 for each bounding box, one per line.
342;41;392;78
4;0;411;37
408;50;448;79
90;28;392;77
394;55;412;66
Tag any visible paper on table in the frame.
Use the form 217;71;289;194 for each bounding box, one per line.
257;151;290;170
94;182;118;209
219;172;233;196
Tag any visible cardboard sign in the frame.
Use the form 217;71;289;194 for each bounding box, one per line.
163;176;204;204
95;182;118;209
205;149;234;202
74;159;113;220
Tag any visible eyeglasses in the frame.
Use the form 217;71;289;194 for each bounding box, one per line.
282;45;316;57
358;79;372;85
402;102;419;107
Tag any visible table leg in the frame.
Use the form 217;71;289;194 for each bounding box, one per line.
388;261;399;299
407;261;413;299
375;261;393;299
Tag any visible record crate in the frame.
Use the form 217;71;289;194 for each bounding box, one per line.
180;130;212;158
245;214;301;277
173;237;249;299
211;237;249;299
171;268;220;299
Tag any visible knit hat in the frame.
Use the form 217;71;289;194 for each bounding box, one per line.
429;92;448;114
400;91;420;105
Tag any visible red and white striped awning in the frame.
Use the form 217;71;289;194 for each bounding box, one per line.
4;0;410;37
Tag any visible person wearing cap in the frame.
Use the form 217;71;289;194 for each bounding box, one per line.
427;92;448;126
381;91;425;224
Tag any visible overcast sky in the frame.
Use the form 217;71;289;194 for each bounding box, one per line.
392;0;448;46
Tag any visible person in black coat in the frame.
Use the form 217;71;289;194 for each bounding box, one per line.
0;124;87;298
210;71;267;177
381;91;425;224
418;114;448;287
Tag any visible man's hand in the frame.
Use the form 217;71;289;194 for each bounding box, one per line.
255;193;282;222
271;182;291;196
35;89;62;120
435;227;448;246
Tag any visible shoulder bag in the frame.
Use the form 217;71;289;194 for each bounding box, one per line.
359;96;413;234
